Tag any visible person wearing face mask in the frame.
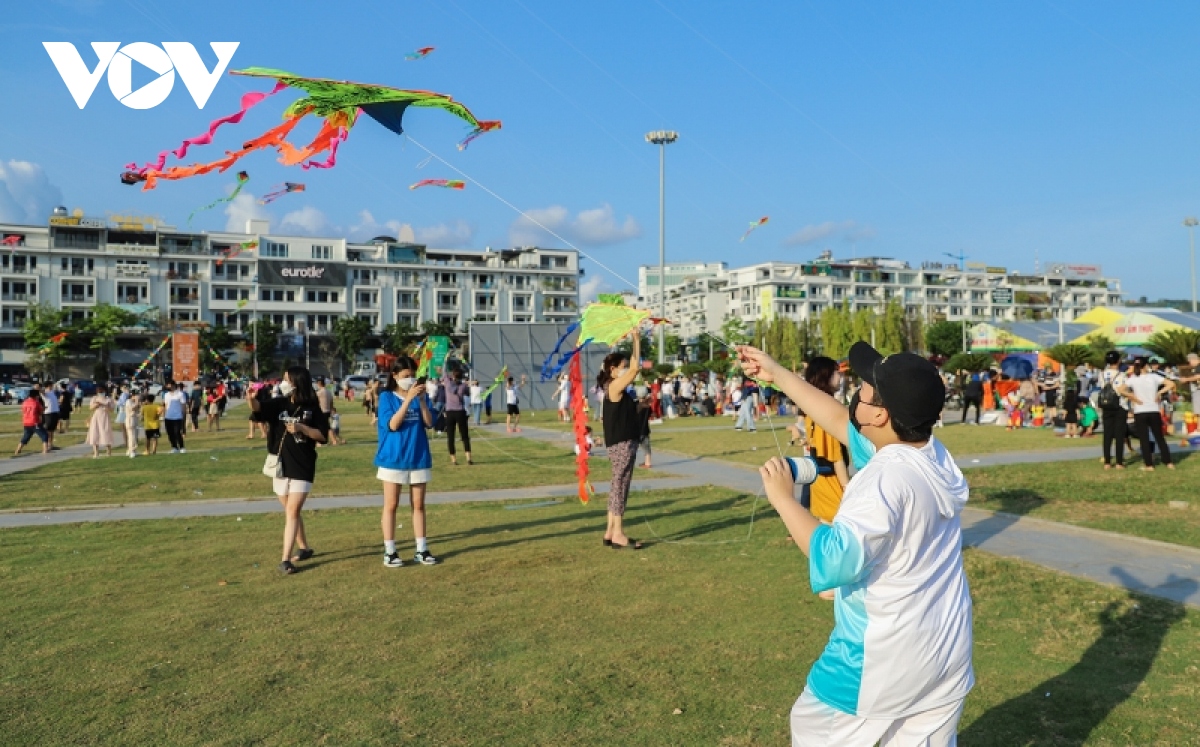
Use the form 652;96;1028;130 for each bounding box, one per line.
598;334;644;550
251;366;329;575
375;357;438;567
738;341;973;747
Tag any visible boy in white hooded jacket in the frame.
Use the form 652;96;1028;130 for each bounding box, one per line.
739;341;974;747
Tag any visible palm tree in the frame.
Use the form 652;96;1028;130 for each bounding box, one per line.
1145;329;1200;365
1044;344;1093;385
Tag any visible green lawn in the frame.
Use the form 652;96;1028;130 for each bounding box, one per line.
967;453;1200;549
0;430;595;511
1;487;1195;745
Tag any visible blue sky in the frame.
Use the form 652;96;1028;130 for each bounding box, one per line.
1;0;1198;301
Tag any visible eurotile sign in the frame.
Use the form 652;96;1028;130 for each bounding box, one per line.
258;259;347;288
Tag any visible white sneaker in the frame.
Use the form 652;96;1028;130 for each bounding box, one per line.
179;449;187;454
170;448;179;454
383;552;403;568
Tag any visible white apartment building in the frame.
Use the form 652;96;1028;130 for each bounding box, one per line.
0;208;580;371
637;252;1124;344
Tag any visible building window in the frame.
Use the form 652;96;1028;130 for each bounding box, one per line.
214;288;226;301
312;244;332;260
262;240;288;258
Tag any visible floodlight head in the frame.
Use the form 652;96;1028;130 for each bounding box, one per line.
1185;217;1199;228
645;130;679;145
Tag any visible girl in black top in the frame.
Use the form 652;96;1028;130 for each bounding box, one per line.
250;366;329;575
599;333;643;549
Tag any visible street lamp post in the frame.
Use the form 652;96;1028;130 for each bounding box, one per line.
1186;217;1198;313
252;274;259;379
646;130;678;365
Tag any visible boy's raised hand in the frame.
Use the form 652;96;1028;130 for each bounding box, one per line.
736;346;782;383
759;457;795;504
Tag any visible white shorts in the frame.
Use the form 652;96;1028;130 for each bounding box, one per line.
377;467;431;485
273;478;313;496
790;688;964;747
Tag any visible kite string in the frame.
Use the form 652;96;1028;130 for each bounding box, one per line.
404;135;641;293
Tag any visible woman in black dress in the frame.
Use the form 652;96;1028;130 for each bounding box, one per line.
598;334;643;550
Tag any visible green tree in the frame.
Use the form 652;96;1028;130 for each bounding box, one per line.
719;316;750;347
1044;344;1094;385
22;303;70;380
648;332;681;362
874;299;907;355
925;320;966;357
819;303;854;360
1145;329;1200;365
199;325;234;370
245;319;281;375
381;321;420;355
84;304;137;374
421;319;456;338
944;352;993;373
1084;333;1117;367
332;316;373;367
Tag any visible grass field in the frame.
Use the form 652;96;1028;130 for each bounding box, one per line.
1;487;1196;745
967;452;1200;549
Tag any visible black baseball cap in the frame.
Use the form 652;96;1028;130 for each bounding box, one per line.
849;342;945;430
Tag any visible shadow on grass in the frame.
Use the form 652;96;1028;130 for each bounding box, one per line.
959;569;1195;746
962;490;1046;548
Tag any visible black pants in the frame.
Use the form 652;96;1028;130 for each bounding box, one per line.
165;418;186;450
1133;412;1172;467
445;410;471;456
1101;408;1126;465
962;396;982;424
189;408;200;430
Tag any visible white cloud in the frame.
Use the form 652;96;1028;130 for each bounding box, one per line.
579;274;610;304
784;220;876;246
509;203;641;247
416;220;474;247
0;161;64;224
278;205;333;236
223;192;269;233
347;210;471;246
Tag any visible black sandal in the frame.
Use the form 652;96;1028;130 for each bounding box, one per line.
611;538;643;550
278;560;298;575
293;548;315;562
603;538;612;547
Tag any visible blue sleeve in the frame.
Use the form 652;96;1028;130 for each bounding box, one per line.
808;523;867;593
378;391;399;429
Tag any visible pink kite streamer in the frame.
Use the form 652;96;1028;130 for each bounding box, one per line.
300;127;348;170
125;82;288;174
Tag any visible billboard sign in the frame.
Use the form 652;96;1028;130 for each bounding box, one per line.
991;288;1013;305
257;259;347;287
1047;263;1102;280
172;331;200;382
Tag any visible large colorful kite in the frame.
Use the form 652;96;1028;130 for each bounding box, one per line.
121;67;501;190
405;47;435;60
410;179;465;191
578;303;650;346
188;171;249;226
259;182;306;204
740;216;769;242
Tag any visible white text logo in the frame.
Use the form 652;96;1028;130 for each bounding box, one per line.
42;42;239;110
281;266;327;279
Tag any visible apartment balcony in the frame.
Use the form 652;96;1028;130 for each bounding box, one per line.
354;301;379;309
2;266;36;276
169;294;200;306
1;292;33;302
115;266;149;278
63;294;93;303
434;281;460;289
437;303;460;312
64;268;90;277
396;303;420;311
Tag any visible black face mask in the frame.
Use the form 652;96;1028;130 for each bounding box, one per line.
848;390;862;431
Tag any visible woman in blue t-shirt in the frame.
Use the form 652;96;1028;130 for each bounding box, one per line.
375;356;438;567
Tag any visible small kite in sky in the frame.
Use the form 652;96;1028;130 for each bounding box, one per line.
405;47;435;60
409;179;465;191
259;182;306;204
740;216;769;242
188;171;249;227
121;67;501;190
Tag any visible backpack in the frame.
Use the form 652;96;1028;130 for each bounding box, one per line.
1097;371;1121;411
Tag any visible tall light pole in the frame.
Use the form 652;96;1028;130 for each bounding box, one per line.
646;130;678;364
252;274;259;379
1186;217;1198;313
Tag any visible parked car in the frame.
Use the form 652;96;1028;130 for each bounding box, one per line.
345;375;372;392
